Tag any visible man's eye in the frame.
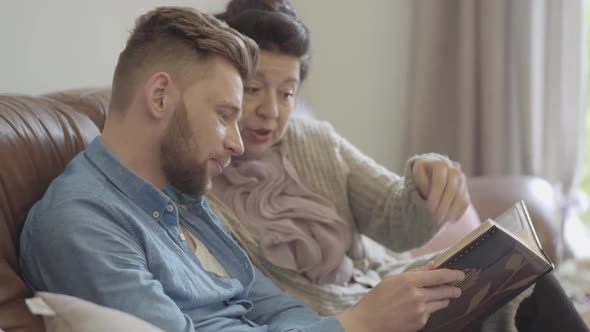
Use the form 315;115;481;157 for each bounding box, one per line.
219;112;230;122
244;87;260;94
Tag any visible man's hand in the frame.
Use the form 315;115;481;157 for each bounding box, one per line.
336;263;464;332
412;158;470;225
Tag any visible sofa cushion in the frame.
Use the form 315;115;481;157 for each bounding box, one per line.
410;204;481;257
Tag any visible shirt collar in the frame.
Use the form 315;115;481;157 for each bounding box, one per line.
84;137;175;218
163;185;204;207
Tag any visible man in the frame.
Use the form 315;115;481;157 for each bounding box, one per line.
19;7;465;332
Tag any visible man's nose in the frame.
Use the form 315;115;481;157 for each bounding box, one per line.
226;125;244;156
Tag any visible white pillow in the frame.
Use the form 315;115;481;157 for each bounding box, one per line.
26;292;163;332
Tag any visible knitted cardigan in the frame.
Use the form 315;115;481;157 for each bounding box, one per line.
207;116;531;331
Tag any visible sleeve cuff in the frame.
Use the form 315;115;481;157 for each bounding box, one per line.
403;153;454;195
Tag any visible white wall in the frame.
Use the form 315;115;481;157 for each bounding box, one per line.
0;0;411;170
292;0;411;170
0;0;230;95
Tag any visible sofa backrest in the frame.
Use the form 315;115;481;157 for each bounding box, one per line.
0;88;110;332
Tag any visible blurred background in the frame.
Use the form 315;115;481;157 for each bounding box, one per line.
1;0;589;259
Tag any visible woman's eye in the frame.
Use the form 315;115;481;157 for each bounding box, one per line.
282;91;294;100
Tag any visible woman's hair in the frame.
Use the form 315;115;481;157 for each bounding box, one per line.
216;0;311;81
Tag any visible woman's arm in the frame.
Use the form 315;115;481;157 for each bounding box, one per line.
334;130;454;251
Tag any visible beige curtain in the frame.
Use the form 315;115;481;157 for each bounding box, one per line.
403;0;586;200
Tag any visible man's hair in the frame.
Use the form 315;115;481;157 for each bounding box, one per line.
110;6;259;111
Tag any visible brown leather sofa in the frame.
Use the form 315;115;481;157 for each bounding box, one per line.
0;89;109;331
0;88;563;331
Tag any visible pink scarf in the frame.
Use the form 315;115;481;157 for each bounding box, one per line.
212;145;353;285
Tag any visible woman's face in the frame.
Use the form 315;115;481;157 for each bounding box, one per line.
238;50;300;160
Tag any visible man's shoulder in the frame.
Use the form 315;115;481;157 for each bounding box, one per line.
24;153;120;238
38;153;108;204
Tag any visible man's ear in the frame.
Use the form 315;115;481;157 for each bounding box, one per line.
143;72;177;120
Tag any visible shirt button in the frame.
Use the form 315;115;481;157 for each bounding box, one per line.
166;205;174;213
179;233;186;241
152;211;160;219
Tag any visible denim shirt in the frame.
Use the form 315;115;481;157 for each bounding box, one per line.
19;137;343;332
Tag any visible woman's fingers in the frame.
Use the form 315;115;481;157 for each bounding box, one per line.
410;268;465;288
425;299;451;314
421;285;462;302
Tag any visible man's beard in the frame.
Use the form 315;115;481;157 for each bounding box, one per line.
160;101;209;196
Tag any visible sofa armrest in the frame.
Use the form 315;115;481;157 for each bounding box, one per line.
467;175;563;266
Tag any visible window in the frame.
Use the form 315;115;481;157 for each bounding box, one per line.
578;1;590;228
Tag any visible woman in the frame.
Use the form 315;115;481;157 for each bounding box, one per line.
209;1;589;331
212;0;467;303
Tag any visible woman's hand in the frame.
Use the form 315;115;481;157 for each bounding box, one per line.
412;158;471;225
336;262;464;332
